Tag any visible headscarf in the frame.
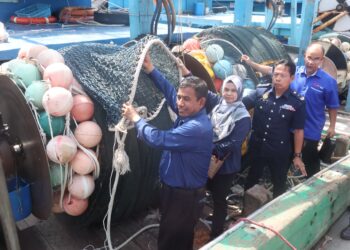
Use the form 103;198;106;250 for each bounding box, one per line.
209;75;250;142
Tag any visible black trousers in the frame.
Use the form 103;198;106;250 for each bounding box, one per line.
158;183;205;250
207;173;235;239
302;139;320;178
245;154;290;198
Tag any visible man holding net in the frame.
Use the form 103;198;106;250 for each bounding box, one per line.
122;54;213;250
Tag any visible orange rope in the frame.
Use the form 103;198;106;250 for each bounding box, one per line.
234;218;297;250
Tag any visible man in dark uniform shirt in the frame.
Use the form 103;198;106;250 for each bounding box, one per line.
244;59;307;198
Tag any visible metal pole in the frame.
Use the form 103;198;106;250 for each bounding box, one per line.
0;159;21;250
297;0;319;66
129;0;153;39
234;0;253;26
289;0;297;45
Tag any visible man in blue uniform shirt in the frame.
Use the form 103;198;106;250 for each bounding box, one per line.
291;43;339;176
122;54;213;250
244;59;306;198
242;43;339;177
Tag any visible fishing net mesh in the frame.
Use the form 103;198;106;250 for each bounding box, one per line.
59;36;180;128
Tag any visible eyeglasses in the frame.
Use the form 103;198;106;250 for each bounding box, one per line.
305;56;322;63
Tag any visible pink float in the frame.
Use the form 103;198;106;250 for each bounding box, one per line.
17;46;30;59
183;38;201;51
74;121;102;148
68;174;95;199
63;194;89;216
71;94;94;122
37;49;65;68
43;63;73;89
46;135;77;164
70;149;96;175
26;45;48;59
42;87;73;116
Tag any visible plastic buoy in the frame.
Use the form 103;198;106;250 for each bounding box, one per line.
42;87;73;116
25;80;49;109
38;111;65;137
205;44;224;63
43;63;73;89
74;121;102;148
63;194;89;216
71;94;94;122
68;174;95;199
37;49;65;68
70;149;96;175
46;135;77;164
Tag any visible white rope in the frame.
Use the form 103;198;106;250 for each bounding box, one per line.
104;38;181;250
105;168;120;249
27;101;47;145
68;124;101;179
5;71;27;90
83;223;159;250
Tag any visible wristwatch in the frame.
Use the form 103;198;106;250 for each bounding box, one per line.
294;152;302;158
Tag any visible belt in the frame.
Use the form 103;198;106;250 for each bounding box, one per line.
161;182;205;195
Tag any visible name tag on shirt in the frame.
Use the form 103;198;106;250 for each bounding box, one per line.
280;104;296;111
310;82;324;93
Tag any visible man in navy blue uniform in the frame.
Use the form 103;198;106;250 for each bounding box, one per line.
122;54;213;250
242;43;339;177
244;59;306;198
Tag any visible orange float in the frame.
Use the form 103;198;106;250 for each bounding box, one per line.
10;16;57;25
59;7;96;23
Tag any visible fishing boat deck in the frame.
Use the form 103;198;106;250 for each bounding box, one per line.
1;11;349;250
0;10;303;62
3;196;350;250
0;22;202;61
161;11;301;28
1;110;349;250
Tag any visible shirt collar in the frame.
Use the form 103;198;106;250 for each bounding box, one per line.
178;108;207;123
271;87;291;99
301;66;321;78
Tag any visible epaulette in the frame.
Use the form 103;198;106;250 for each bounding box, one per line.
256;83;272;88
291;90;305;101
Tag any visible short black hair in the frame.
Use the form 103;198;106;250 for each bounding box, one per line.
179;76;208;100
274;59;296;76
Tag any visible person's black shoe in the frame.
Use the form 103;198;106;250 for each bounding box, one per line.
340;225;350;240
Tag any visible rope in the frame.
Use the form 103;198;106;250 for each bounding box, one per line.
234;218;297;250
102;37;180;250
104;167;119;249
68;123;101;179
27;101;47;145
83;223;160;250
59;37;180;224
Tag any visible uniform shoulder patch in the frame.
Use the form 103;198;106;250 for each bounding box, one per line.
291;91;304;101
262;92;268;100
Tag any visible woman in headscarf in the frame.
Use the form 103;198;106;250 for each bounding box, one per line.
206;75;251;239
